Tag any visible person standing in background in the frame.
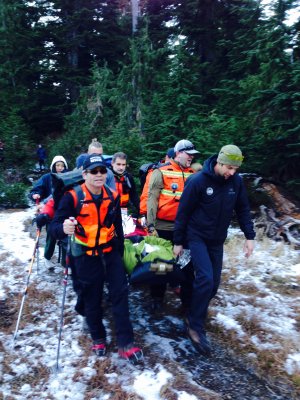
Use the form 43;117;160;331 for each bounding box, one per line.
36;144;46;171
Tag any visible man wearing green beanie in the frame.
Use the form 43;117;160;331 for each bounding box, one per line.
173;144;255;355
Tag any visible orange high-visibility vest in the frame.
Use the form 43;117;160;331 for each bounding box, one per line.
139;169;154;215
69;183;117;254
156;160;194;221
114;175;130;207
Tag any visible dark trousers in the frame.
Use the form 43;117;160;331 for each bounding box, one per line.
150;229;173;300
188;238;223;333
149;229;193;306
73;250;134;347
38;158;45;170
44;226;67;265
44;225;56;260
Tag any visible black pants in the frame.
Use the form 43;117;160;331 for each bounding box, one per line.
150;229;194;307
149;229;173;300
44;225;56;261
73;250;134;347
38;158;45;170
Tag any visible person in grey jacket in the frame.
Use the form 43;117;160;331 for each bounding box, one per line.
173;144;255;355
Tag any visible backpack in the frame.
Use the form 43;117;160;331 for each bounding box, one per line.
51;168;116;216
51;169;85;213
139;162;159;190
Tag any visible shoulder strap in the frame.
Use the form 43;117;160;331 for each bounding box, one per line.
73;185;85;215
73;184;118;215
103;184;115;201
104;184;121;210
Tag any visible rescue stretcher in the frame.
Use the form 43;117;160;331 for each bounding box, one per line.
122;213;191;284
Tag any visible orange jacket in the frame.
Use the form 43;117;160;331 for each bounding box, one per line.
69;183;117;253
139;169;154;215
156;160;194;221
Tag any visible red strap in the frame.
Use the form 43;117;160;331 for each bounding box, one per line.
119;347;141;357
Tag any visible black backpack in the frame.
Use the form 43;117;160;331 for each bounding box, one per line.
51;169;85;213
51;168;116;215
139;162;159;189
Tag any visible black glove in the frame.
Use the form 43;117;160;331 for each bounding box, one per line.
35;213;50;229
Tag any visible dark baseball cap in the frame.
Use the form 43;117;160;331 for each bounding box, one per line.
82;153;107;171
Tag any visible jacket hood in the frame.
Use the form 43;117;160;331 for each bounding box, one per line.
202;154;229;183
50;155;68;172
202;154;217;174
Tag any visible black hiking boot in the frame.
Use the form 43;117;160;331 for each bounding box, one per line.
187;327;211;356
150;297;164;314
91;339;106;356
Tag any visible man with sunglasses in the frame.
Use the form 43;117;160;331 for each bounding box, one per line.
173;144;255;355
50;154;143;362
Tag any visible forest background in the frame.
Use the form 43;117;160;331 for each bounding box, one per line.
0;0;300;207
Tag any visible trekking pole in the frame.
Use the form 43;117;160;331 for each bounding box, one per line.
34;198;41;274
57;240;62;265
55;217;74;373
12;227;41;342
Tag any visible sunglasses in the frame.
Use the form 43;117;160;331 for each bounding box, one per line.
180;146;195;152
222;152;244;162
87;167;107;175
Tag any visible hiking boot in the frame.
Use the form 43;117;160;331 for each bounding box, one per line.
172;285;181;296
44;258;56;271
150;297;164;313
118;343;144;363
187;327;211;356
91;339;106;356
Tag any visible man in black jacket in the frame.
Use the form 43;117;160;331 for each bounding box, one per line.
173;144;255;355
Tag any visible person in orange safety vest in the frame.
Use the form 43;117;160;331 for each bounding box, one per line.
139;148;175;217
146;139;200;311
111;152;140;215
50;154;143;362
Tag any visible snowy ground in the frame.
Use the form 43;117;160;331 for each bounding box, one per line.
0;208;299;399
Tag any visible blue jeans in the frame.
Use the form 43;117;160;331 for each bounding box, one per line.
188;239;223;333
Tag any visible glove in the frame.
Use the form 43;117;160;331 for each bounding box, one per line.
147;224;159;237
35;213;50;229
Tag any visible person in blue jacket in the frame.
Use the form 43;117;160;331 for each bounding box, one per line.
36;144;46;171
29;155;68;202
29;155;69;268
173;144;255;355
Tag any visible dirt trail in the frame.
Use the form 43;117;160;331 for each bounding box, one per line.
128;287;294;400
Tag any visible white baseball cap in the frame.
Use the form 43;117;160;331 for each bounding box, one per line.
174;139;199;155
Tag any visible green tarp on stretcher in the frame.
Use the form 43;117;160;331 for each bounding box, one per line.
123;236;175;275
